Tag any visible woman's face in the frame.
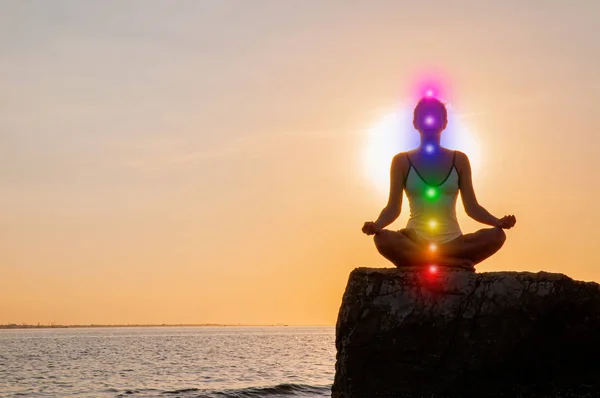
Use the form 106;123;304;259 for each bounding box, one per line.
413;101;448;136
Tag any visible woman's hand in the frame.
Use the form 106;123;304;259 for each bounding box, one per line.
362;221;382;235
496;215;517;229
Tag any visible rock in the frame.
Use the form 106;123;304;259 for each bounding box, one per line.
332;267;600;398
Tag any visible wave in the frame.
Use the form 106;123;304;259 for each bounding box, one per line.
161;383;332;397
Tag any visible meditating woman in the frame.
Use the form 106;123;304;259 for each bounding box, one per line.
362;97;516;270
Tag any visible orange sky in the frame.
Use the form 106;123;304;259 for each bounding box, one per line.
2;1;600;325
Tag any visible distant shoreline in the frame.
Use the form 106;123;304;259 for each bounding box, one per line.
0;323;332;330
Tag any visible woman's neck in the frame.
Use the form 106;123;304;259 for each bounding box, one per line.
419;136;441;155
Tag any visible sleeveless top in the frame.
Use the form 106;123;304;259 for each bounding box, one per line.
404;151;462;244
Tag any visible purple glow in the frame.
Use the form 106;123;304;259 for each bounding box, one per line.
426;89;434;97
425;144;435;154
424;115;435;126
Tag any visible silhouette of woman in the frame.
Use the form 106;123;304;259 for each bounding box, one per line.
362;97;516;270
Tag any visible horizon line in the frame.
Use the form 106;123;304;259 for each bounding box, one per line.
0;323;335;330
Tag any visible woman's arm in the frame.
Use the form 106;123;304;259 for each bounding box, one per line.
362;154;407;235
456;151;502;227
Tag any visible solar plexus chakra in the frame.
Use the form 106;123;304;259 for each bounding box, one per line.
428;219;438;230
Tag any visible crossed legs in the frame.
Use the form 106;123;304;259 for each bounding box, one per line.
374;227;506;271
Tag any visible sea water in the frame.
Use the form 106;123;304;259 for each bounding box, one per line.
0;326;334;397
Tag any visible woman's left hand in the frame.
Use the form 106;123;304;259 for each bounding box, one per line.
496;215;517;229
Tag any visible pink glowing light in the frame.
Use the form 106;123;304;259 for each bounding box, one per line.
409;70;452;101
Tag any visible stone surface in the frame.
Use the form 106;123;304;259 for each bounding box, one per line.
332;267;600;398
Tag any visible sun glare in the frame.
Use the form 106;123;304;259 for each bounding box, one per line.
363;105;481;192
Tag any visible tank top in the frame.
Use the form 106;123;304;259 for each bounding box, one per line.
404;151;462;244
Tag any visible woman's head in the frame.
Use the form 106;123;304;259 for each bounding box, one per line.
413;97;448;136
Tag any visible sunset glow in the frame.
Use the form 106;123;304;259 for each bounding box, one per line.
2;1;600;327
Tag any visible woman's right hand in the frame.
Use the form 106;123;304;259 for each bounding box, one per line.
362;221;382;235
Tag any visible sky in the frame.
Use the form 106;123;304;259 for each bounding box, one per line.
2;0;600;326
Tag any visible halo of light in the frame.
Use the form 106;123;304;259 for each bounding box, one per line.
362;108;417;191
362;104;481;192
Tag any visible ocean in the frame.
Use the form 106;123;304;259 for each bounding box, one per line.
0;326;335;397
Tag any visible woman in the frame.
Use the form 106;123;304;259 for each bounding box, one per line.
362;97;516;270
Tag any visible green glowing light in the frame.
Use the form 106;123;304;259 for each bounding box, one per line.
425;187;437;199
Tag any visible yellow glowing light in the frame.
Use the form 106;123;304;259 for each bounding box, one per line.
428;219;438;229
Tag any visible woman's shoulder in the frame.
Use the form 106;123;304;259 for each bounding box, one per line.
451;150;472;172
393;151;413;160
392;151;413;165
391;152;412;174
452;150;469;162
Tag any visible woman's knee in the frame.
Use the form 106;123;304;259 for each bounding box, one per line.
373;229;394;251
490;227;506;247
374;229;408;257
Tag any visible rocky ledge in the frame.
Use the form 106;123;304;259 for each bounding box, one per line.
332;267;600;398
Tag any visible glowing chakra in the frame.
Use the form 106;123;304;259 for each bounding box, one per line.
424;115;435;126
428;219;438;230
426;187;437;199
425;144;435;154
426;89;434;97
429;265;438;273
429;243;437;252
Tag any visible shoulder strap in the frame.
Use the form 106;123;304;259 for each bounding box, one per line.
453;150;460;185
403;153;413;186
